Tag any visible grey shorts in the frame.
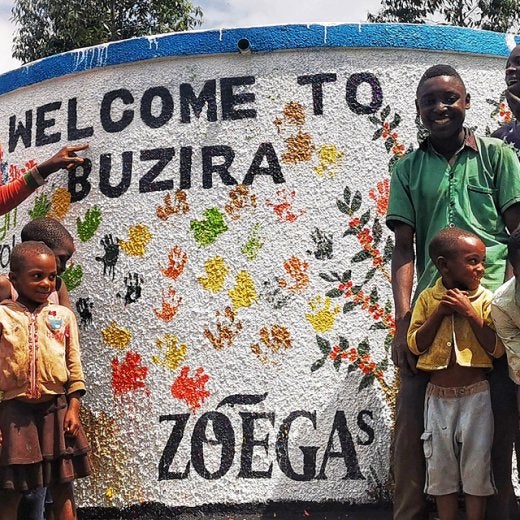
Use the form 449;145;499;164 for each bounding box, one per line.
422;380;495;497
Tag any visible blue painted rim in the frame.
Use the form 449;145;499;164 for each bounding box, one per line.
0;23;518;96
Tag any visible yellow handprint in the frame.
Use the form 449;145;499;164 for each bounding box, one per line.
152;334;187;371
101;321;132;350
198;256;229;293
228;270;257;310
305;296;341;333
119;224;153;257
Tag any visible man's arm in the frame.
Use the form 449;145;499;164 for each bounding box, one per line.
391;222;417;374
491;303;520;383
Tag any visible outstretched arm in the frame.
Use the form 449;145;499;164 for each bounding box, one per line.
391;222;417;374
0;144;88;216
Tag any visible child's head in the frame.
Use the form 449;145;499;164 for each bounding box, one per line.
429;227;485;291
506;45;520;119
416;64;470;141
21;218;74;275
9;241;57;309
507;227;520;279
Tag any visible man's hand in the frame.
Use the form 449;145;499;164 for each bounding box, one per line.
38;144;89;178
391;314;417;375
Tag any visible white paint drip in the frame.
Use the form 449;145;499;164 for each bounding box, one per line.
506;31;517;52
324;25;327;44
73;44;109;71
146;36;159;50
219;28;223;42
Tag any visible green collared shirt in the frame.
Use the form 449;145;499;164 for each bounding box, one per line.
386;130;520;300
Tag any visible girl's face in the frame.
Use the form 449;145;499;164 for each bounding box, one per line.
10;253;57;310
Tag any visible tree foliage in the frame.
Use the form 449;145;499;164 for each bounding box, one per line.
12;0;203;64
368;0;520;32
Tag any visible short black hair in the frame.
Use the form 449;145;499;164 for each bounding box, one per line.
508;227;520;263
21;218;73;250
429;227;481;264
10;241;55;272
417;64;465;96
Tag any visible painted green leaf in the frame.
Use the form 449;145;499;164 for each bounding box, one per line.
341;270;352;283
336;200;351;215
358;338;370;355
319;273;339;283
368;115;381;125
372;219;383;245
77;206;102;242
351;191;362;212
370;287;378;304
352;250;371;263
316;336;330;355
333;355;342;371
358;374;375;392
343;301;355;313
381;105;391;121
326;288;343;298
369;322;388;330
339;336;349;350
359;210;371;227
343;228;358;236
343;186;351;205
311;357;326;372
364;268;376;283
390;113;401;130
383;236;394;261
347;364;357;374
372;128;384;141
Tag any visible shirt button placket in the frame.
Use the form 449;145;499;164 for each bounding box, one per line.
448;168;455;227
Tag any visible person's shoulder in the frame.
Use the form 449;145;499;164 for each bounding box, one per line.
492;277;516;304
476;134;511;149
491;122;515;139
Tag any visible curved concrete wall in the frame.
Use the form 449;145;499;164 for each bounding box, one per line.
0;23;516;513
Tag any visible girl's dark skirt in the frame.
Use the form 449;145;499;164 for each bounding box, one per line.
0;394;91;491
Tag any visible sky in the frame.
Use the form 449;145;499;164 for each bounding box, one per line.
0;0;383;74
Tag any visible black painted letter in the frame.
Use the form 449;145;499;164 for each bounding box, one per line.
297;73;337;115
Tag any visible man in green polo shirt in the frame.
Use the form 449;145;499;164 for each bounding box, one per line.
387;64;520;520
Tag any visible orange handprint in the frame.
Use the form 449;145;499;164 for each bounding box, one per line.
224;185;257;221
266;189;305;223
160;246;188;280
278;256;310;293
251;324;292;364
156;190;189;221
153;287;183;322
204;307;243;350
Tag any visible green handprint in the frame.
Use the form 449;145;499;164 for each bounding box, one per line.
190;208;228;247
61;264;84;291
77;206;102;242
29;193;51;219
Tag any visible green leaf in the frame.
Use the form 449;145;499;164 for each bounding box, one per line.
358;374;375;392
359;210;371;227
370;287;378;304
358;338;370;355
333;355;342;371
352;285;363;295
347;363;357;374
343;228;358;236
384;333;393;352
368;115;381;125
390;113;401;129
326;288;343;298
381;105;391;121
384;138;393;153
364;268;376;283
352;250;371;263
383;236;394;261
311;357;326;372
343;186;351;205
369;322;388;330
385;300;393;314
372;128;384;141
351;191;362;213
319;272;339;282
341;270;352;282
372;219;383;245
336;199;351;215
339;336;349;350
316;336;331;354
343;301;355;313
379;358;389;371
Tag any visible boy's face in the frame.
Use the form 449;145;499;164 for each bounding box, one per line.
10;253;57;308
52;237;75;276
439;236;485;291
416;75;469;141
506;46;520;97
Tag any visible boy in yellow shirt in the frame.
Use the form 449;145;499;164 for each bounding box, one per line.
408;227;503;520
